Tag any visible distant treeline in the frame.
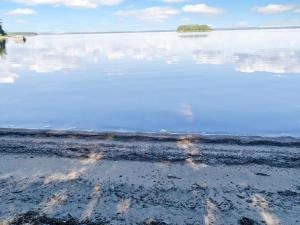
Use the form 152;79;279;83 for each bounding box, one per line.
8;32;37;36
177;24;213;32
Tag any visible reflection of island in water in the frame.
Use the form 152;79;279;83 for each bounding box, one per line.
0;39;6;58
178;33;209;39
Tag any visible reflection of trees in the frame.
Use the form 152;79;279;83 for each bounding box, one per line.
0;20;6;36
178;33;209;39
0;39;6;59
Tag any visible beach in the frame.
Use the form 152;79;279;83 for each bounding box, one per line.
0;129;299;225
1;1;300;223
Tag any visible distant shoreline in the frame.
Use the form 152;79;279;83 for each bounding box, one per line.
32;26;300;35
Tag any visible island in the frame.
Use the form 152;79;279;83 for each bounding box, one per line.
177;24;213;32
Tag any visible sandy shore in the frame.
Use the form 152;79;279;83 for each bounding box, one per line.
0;128;300;225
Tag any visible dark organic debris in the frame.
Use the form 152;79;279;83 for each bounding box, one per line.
255;173;270;177
10;211;108;225
167;174;182;179
142;218;169;225
277;190;300;197
239;217;256;225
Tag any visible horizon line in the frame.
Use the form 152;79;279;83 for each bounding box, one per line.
7;25;300;35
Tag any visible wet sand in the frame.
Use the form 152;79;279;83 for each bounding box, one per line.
0;128;300;225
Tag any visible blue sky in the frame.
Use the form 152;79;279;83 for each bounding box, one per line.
0;0;300;32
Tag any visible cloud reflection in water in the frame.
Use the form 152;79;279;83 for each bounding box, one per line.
0;30;300;82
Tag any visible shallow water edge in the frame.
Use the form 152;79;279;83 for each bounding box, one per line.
1;128;300;145
1;128;300;168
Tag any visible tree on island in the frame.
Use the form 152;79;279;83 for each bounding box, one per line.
0;19;7;36
177;24;213;32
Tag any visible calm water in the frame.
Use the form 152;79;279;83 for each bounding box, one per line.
1;30;300;136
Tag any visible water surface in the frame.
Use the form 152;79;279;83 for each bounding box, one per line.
1;30;300;136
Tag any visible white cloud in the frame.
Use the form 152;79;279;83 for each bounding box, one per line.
253;4;295;14
193;51;229;65
236;21;248;26
7;8;36;16
0;75;18;83
11;0;123;9
179;103;193;121
181;17;190;22
295;9;300;13
193;50;300;74
235;53;300;74
182;4;223;15
162;0;186;3
16;19;27;24
190;30;300;74
264;19;300;27
0;62;18;84
115;7;179;22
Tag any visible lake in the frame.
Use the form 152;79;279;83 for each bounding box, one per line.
0;29;300;136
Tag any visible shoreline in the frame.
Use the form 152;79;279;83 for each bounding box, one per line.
1;128;300;168
32;26;300;36
2;127;300;138
1;127;300;145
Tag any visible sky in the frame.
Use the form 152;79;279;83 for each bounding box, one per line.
0;0;300;32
